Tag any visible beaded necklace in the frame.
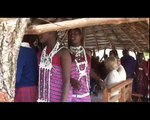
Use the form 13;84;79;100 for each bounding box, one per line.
38;42;65;102
70;46;89;91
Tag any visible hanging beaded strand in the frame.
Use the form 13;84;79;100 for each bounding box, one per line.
70;46;89;91
38;42;65;102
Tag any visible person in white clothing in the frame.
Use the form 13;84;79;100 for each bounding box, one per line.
104;57;121;97
117;58;127;82
109;50;126;82
91;57;121;102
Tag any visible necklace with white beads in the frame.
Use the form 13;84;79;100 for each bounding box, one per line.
38;42;65;102
70;46;89;91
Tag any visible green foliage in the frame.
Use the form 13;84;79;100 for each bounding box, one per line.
144;52;149;61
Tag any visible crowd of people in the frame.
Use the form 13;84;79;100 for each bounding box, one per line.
14;27;149;102
90;49;149;102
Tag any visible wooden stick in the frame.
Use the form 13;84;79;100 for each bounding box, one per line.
0;18;16;22
26;18;147;34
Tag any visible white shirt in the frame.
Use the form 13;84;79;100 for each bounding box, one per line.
105;69;121;86
21;42;31;48
105;69;121;100
91;70;121;102
117;65;126;82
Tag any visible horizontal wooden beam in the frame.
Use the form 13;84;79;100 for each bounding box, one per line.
107;79;133;93
26;18;147;34
0;18;16;22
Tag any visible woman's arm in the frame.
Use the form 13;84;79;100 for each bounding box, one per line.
60;48;71;102
91;69;104;86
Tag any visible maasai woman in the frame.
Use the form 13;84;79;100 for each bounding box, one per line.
148;59;150;100
68;28;92;102
136;53;148;98
37;31;72;102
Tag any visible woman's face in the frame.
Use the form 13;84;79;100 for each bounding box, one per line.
109;51;116;57
39;32;56;43
105;57;118;71
68;29;82;46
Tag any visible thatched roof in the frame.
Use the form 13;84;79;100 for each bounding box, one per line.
82;21;149;52
1;18;149;52
28;18;149;52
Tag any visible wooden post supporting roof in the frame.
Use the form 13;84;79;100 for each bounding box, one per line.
26;18;147;34
0;18;29;102
0;18;16;22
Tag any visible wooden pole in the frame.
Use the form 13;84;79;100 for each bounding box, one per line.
0;18;15;22
26;18;147;34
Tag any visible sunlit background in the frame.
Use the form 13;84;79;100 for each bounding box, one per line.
96;49;149;61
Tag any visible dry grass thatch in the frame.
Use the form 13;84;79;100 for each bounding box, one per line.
28;18;149;52
1;18;149;52
82;21;149;52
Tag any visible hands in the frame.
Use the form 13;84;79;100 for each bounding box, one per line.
98;79;105;89
70;78;80;91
